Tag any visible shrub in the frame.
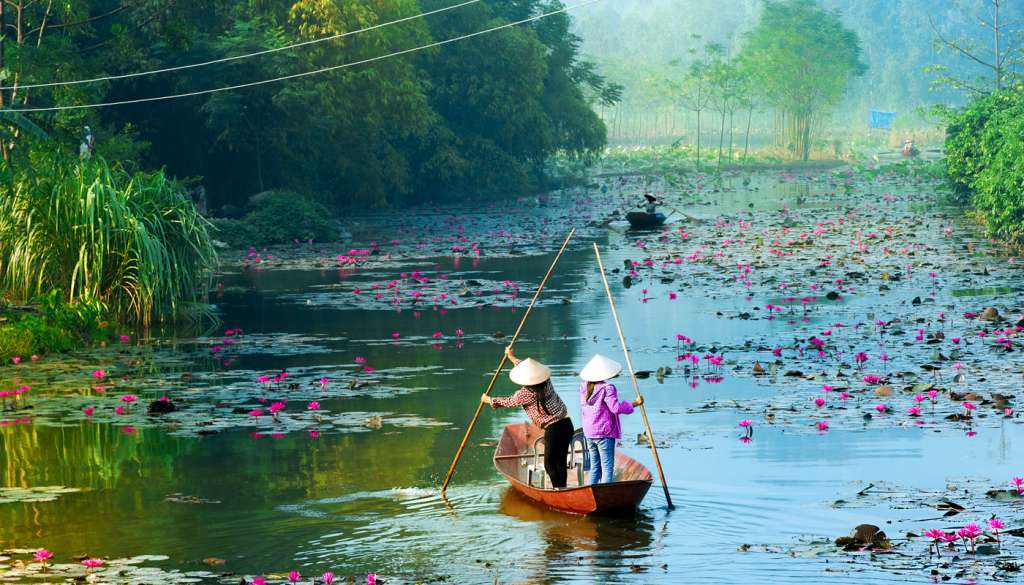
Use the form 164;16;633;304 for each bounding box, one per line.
944;86;1024;247
945;89;1024;204
0;155;217;327
211;190;338;247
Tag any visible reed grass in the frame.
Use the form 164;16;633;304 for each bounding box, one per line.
0;157;217;327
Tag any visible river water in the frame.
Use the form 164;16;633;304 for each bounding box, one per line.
2;167;1024;584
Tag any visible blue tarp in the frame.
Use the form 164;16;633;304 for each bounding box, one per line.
869;110;896;129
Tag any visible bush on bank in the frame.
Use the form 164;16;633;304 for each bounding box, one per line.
944;86;1024;246
210;190;338;248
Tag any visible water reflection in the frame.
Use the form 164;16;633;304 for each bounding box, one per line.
499;488;656;583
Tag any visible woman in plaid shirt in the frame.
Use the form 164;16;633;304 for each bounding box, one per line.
482;345;575;488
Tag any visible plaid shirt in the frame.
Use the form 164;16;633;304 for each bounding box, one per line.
491;386;568;428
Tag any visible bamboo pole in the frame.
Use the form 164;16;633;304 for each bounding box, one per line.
592;243;674;509
440;228;576;496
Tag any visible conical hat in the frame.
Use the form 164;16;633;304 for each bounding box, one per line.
579;354;623;382
509;358;552;386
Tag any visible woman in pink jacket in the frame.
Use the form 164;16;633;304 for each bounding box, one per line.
578;354;642;484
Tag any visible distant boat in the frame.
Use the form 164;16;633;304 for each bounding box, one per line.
625;212;667;229
493;423;653;515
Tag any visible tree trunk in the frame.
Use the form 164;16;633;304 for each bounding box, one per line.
728;109;735;162
696;109;702;164
717;110;726;167
801;117;811;161
995;0;1002;90
743;105;753;160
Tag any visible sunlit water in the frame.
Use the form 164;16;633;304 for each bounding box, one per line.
3;170;1024;584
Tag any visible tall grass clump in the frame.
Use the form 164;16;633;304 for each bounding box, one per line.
0;155;217;327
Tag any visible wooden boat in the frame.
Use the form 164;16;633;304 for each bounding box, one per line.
493;423;653;515
625;211;667;229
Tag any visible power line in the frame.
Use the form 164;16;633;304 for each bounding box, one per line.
4;0;481;92
11;0;600;113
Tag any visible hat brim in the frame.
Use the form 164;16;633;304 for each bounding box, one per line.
509;359;552;386
579;361;623;382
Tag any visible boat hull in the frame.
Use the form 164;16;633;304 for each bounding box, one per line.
626;212;667;229
494;423;653;515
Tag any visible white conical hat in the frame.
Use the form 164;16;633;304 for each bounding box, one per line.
509;358;552;386
579;354;623;382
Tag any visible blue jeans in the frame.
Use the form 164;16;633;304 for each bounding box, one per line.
586;438;616;484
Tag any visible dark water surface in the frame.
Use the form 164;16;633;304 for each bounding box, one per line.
3;170;1024;584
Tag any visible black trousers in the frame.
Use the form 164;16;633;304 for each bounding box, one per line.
543;417;574;488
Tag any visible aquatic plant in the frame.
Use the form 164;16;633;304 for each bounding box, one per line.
33;548;53;567
923;528;946;557
0;156;217;326
988;518;1004;544
957;523;983;554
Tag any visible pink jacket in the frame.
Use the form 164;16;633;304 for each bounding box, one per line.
579;381;634;439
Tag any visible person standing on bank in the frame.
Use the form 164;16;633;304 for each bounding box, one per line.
578;354;643;484
482;345;574;488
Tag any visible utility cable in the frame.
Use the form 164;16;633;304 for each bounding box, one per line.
11;0;600;113
3;0;481;92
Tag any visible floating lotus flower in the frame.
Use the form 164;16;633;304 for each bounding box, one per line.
33;549;53;566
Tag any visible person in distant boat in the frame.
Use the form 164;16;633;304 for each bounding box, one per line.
578;354;642;484
901;139;920;158
482;345;574;488
643;193;658;214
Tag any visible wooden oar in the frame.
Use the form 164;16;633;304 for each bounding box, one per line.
440;228;576;496
593;242;674;509
663;205;702;224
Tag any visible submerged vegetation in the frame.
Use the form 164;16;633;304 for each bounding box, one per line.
0;156;216;327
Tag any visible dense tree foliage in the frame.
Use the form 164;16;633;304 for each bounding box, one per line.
944;86;1024;246
0;0;614;209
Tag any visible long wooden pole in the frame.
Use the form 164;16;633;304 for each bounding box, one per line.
440;228;576;496
593;243;674;509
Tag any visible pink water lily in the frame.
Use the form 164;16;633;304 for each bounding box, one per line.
288;570;301;583
989;517;1004;543
307;401;320;410
815;421;829;431
1012;476;1023;495
738;419;752;428
366;574;377;585
81;558;104;569
907;406;922;416
92;369;106;380
33;549;53;564
322;572;335;584
957;523;983;553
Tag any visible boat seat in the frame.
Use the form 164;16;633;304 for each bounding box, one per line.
527;430;588;488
